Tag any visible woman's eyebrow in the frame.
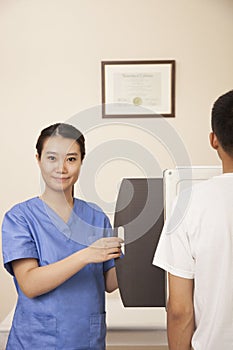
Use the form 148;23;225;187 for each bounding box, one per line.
66;152;78;156
45;151;79;156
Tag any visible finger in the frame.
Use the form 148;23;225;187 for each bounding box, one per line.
102;238;124;248
103;237;124;243
106;252;122;260
105;241;123;249
92;237;124;249
106;247;122;255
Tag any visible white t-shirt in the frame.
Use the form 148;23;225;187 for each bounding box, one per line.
153;173;233;350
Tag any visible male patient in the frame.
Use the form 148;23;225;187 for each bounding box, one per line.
153;90;233;350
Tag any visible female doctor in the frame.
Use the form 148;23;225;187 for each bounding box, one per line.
2;123;123;350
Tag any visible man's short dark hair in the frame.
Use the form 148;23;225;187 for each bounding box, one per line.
211;90;233;156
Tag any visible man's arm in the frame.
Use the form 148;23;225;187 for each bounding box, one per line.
167;273;195;350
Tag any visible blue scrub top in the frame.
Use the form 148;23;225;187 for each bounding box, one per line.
2;197;115;350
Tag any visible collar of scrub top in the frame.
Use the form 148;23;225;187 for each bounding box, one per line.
39;198;112;247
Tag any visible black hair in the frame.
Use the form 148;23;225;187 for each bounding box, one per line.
36;123;85;160
211;90;233;156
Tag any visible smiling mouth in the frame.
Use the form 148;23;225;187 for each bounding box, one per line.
52;177;70;182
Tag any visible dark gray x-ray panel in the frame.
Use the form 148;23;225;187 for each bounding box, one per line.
114;178;166;307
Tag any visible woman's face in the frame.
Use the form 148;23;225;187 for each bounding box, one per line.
37;136;82;194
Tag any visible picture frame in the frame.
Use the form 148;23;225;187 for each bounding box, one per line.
101;60;175;118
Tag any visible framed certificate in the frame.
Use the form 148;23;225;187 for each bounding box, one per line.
101;60;175;118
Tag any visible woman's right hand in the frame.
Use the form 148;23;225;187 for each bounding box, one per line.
85;237;123;263
11;237;123;299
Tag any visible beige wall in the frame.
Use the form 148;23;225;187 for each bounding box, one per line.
0;0;233;323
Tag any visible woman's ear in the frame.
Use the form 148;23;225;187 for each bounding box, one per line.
209;132;219;150
36;153;41;165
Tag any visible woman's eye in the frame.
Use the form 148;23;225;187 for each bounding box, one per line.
67;157;77;162
48;156;56;161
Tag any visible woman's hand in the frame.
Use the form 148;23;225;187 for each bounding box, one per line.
12;237;123;298
85;237;123;263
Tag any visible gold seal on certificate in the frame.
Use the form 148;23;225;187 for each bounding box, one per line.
133;96;143;106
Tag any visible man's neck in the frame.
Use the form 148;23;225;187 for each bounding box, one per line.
221;156;233;174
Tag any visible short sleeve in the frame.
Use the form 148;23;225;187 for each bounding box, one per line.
103;216;115;273
2;205;39;276
153;201;195;279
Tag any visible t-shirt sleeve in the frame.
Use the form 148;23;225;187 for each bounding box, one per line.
103;215;115;273
153;201;195;279
2;205;39;276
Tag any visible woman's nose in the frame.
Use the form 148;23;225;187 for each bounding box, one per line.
56;160;67;173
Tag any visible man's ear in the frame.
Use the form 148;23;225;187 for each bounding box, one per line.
209;132;219;150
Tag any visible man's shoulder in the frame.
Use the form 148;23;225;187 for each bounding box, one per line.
182;176;220;200
173;177;221;220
